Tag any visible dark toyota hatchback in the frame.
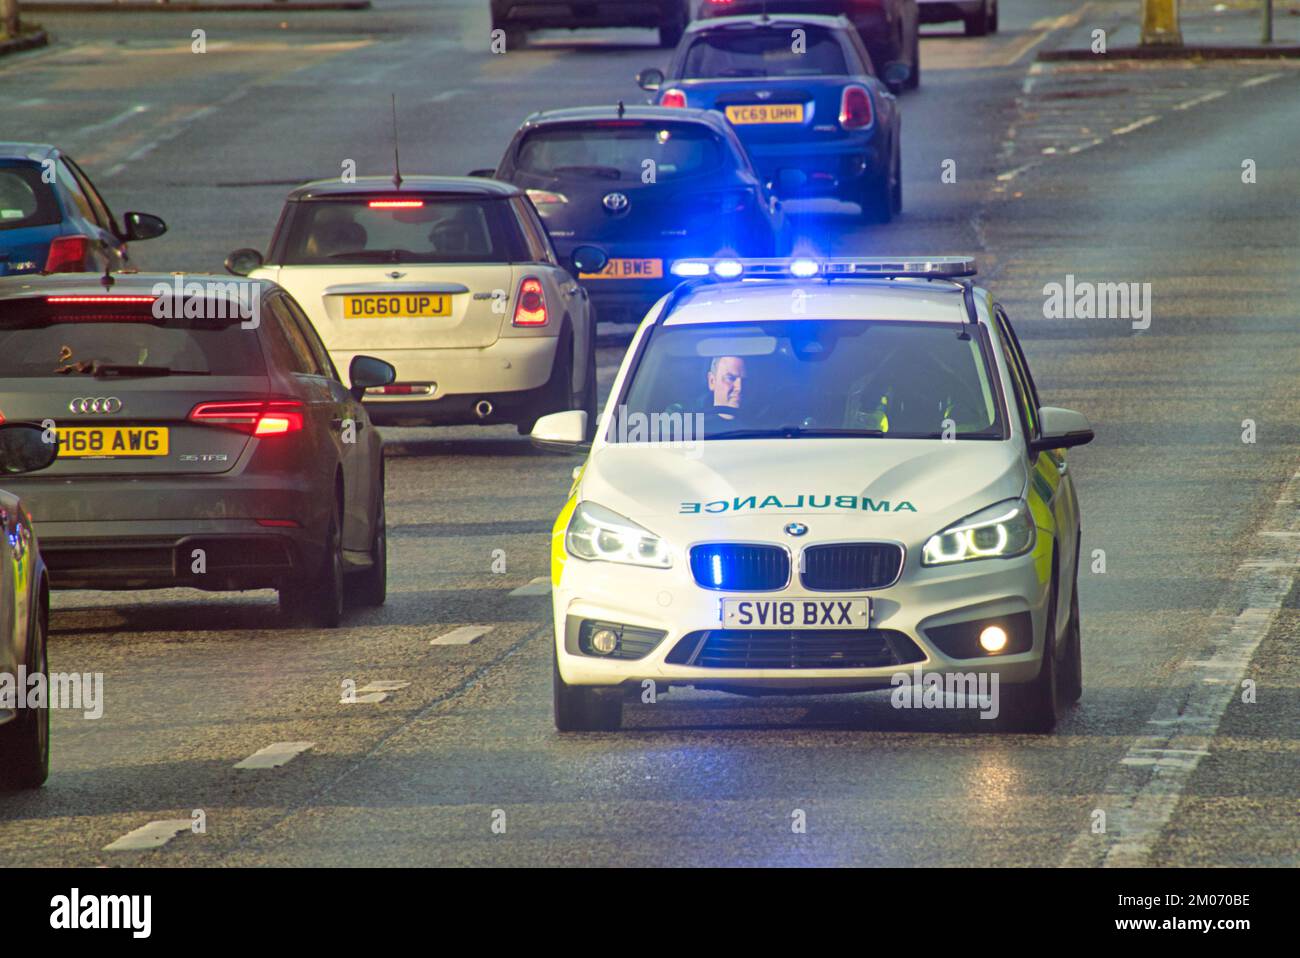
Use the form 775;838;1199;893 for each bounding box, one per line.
486;105;786;324
0;274;397;627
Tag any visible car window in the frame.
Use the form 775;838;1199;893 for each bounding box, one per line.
843;28;877;76
615;319;1005;442
0;298;266;377
55;159;97;225
0;164;61;231
511;197;557;264
995;306;1042;409
682;26;849;78
515;122;727;181
281;295;339;380
63;157;119;235
279;196;528;266
993;312;1039;440
266;296;322;375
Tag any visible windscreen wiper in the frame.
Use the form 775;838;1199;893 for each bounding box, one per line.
705;426;886;440
86;363;211;378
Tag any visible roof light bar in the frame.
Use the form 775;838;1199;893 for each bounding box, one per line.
668;257;977;281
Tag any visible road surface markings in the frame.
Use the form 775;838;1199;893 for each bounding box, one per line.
357;681;410;693
1240;72;1282;88
1002;3;1094;67
1112;115;1158;136
1066;137;1105;155
431;626;493;646
1172;90;1225;111
996;161;1040;182
103;820;193;852
345;692;389;703
1063;465;1300;867
76;104;149;141
234;741;314;769
509;576;551;597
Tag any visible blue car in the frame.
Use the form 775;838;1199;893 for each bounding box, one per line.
638;14;904;222
0;143;167;277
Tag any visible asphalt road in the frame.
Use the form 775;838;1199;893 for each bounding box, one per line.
0;0;1296;867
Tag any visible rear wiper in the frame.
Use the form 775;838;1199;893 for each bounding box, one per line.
327;249;410;261
86;363;211;378
551;165;622;180
705;426;886;440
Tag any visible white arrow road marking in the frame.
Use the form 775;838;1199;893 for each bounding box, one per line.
431;626;493;646
234;741;314;769
342;691;389;704
103;820;192;852
356;681;410;693
509;576;551;597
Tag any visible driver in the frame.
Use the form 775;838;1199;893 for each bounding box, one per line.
706;355;746;420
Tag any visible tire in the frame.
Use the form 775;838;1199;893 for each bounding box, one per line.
553;644;623;731
280;497;345;628
995;582;1061;733
859;143;897;224
0;606;50;790
349;484;387;608
990;0;999;33
491;17;527;50
890;138;903;215
905;28;920;90
964;1;990;37
517;327;575;435
1062;572;1083;705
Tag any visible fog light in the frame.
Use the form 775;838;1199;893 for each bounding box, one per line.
590;628;619;655
979;625;1008;653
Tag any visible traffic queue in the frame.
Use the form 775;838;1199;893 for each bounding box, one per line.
0;5;1092;788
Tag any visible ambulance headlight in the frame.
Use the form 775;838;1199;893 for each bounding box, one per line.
921;499;1036;566
566;502;673;569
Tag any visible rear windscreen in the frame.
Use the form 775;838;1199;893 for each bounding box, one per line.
0;164;61;231
682;27;849;78
0;301;268;377
278;197;526;265
515;123;727;180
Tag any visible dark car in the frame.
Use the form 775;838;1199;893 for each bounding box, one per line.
0;143;167;277
0;274;396;628
697;0;919;91
640;15;902;221
491;0;693;48
485;105;787;324
919;0;997;36
0;424;57;790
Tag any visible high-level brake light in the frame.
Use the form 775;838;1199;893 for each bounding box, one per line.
368;199;424;209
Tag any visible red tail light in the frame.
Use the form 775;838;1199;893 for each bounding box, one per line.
839;85;874;129
660;89;687;109
512;277;548;327
44;236;90;273
189;400;305;436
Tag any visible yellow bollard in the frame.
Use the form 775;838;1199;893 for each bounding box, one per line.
1141;0;1184;46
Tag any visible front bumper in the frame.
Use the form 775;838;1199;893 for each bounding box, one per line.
553;547;1051;692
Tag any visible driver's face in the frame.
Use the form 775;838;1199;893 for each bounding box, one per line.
708;356;746;409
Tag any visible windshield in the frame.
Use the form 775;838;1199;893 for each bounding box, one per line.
279;197;525;265
515;123;727;180
682;27;849;78
613;320;1006;442
0;301;267;377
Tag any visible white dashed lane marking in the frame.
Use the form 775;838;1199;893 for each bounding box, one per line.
234;741;314;770
1240;72;1282;88
509;576;551;597
1172;90;1226;111
1112;115;1158;136
103;820;192;852
430;625;493;646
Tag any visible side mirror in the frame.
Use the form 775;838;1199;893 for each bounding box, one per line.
349;355;396;399
225;248;264;277
467;168;497;178
882;61;911;93
571;245;609;276
1030;407;1095;454
0;424;59;475
531;410;590;454
636;67;665;92
122;212;167;242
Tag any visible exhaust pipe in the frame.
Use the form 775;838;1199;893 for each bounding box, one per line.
474;399;494;419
